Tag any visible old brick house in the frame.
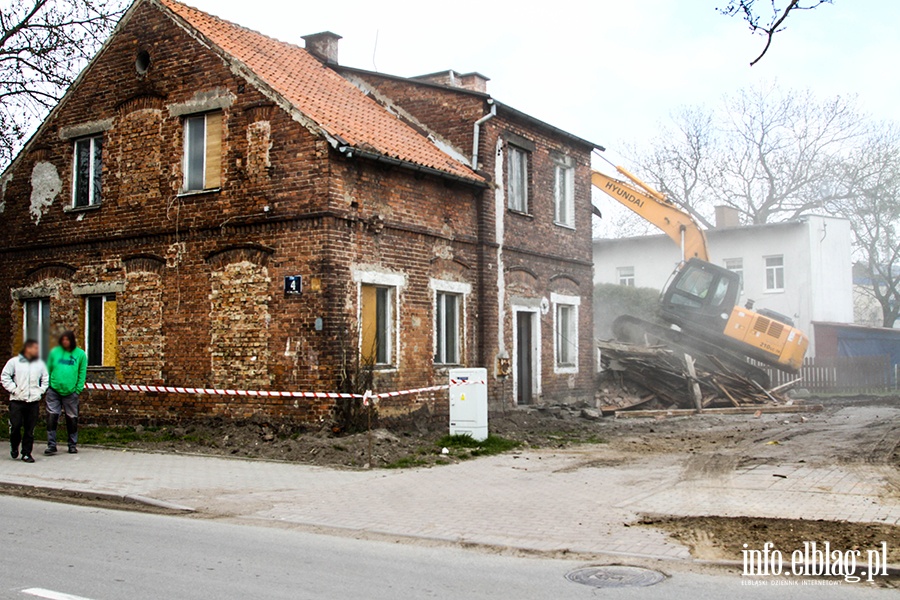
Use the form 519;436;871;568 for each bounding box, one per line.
0;0;600;422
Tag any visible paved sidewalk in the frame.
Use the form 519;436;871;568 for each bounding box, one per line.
2;442;898;561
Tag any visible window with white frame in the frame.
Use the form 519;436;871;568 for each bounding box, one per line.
507;145;529;212
73;136;102;207
361;285;394;366
553;156;575;227
434;292;461;365
431;279;471;366
84;294;117;367
765;256;784;291
724;258;744;292
23;298;50;360
183;112;222;192
552;293;580;372
617;266;635;287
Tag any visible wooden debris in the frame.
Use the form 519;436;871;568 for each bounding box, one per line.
598;339;790;413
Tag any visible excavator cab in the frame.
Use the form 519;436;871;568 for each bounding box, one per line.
660;259;740;337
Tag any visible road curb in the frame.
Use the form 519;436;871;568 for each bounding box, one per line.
0;480;195;513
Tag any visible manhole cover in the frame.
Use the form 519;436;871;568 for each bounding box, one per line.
566;565;666;588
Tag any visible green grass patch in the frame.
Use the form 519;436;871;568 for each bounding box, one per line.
436;433;520;458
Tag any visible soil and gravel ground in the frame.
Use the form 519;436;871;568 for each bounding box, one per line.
2;394;897;469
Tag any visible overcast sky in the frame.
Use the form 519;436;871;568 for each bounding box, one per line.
193;0;899;158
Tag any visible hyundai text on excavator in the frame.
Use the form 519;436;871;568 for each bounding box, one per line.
592;159;809;386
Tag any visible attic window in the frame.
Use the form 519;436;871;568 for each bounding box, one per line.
135;50;151;75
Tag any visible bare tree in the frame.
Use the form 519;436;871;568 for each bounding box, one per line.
625;107;717;230
631;84;863;226
830;125;900;327
718;0;833;65
0;0;125;167
710;84;862;224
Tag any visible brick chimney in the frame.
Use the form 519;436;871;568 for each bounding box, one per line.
411;70;489;93
302;31;342;64
715;205;741;228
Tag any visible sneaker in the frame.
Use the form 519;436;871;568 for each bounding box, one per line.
44;447;57;456
21;455;35;463
68;447;78;454
10;449;18;460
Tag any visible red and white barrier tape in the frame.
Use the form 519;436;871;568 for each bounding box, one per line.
85;379;486;404
84;382;361;399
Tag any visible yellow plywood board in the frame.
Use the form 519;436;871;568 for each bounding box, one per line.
360;285;377;365
205;112;222;189
103;299;118;369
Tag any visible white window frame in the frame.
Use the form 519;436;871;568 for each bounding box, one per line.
765;255;785;293
430;279;472;366
23;298;50;361
551;292;580;374
507;145;529;213
724;257;744;293
183;114;208;192
71;135;102;207
617;266;635;287
553;157;575;228
353;269;406;370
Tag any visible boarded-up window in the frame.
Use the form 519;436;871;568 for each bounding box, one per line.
209;262;270;388
183;112;222;191
361;285;393;366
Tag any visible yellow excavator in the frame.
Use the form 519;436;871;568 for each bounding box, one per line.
592;161;809;385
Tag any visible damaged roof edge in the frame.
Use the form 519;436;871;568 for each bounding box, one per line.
332;64;605;152
336;145;488;188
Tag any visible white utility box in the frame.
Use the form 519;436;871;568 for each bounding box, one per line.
448;367;488;441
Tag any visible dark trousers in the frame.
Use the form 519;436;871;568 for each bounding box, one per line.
46;388;79;450
9;401;40;457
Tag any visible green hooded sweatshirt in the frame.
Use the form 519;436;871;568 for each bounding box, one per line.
47;345;88;396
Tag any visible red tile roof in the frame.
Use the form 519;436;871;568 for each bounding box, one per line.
158;0;481;183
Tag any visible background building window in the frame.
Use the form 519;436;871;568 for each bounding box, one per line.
617;266;635;287
434;292;461;365
724;257;744;292
553;159;575;227
361;285;394;366
23;298;50;360
84;294;117;367
507;145;529;212
73;136;102;207
183;112;222;192
765;256;785;291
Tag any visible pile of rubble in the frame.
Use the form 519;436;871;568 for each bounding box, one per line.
597;340;795;414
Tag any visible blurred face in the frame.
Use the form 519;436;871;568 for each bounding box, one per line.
23;343;39;361
60;336;72;351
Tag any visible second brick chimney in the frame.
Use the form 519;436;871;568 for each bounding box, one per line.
302;31;342;64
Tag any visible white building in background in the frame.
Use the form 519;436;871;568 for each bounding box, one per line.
592;213;854;355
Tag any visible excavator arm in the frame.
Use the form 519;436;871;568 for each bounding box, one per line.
591;167;709;262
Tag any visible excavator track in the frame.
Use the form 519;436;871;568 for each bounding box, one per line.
612;315;772;389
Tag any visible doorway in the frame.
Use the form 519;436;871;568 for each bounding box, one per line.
515;311;536;405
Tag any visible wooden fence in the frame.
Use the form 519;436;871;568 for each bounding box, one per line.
760;355;898;393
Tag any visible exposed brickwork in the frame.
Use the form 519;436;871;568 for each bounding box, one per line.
0;0;598;424
209;260;271;388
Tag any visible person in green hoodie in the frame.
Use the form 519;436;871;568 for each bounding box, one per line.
44;330;87;455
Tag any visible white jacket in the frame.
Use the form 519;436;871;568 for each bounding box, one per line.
1;355;49;403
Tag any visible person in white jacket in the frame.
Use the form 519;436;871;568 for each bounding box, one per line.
1;339;49;462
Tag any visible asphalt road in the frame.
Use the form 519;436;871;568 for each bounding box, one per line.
0;495;892;600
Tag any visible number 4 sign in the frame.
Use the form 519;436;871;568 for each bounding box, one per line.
284;275;302;295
